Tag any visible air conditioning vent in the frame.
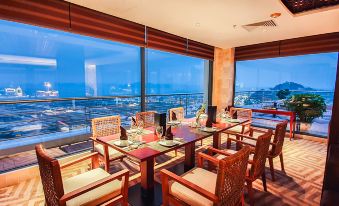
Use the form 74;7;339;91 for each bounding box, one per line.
242;20;277;32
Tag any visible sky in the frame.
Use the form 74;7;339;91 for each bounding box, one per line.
0;19;337;98
0;19;206;98
236;52;338;91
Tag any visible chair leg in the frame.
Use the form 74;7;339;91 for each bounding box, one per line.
246;181;254;206
268;157;275;181
241;192;245;206
175;149;178;157
161;174;169;206
279;153;285;171
262;172;267;192
201;140;203;146
226;137;231;149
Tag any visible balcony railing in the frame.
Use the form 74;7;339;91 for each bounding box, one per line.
0;93;204;143
234;90;334;137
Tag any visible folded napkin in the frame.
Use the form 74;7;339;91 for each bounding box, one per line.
165;126;174;140
120;126;128;140
232;110;238;119
132;117;137;126
172;111;177;121
205;118;213;128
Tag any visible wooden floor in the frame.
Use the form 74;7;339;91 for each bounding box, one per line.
0;134;326;206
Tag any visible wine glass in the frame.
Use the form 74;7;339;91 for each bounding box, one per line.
156;126;163;141
137;120;144;134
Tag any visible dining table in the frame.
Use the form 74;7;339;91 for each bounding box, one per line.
96;117;249;198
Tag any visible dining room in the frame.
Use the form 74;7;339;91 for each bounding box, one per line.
0;0;339;206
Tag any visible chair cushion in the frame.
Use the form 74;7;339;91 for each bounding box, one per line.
63;168;121;206
215;149;254;162
94;143;123;159
226;125;250;134
170;167;217;206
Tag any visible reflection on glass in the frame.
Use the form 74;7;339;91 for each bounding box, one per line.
235;52;338;137
146;49;208;117
0;19;140;100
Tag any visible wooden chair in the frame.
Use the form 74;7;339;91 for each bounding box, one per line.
169;107;185;121
136;111;156;128
170;106;204;146
161;146;251;206
219;130;272;206
91;115;126;172
245;121;288;181
223;107;252;137
35;144;129;206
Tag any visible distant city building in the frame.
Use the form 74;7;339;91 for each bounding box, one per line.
4;86;23;97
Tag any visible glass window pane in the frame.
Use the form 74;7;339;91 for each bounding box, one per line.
235;52;338;137
146;49;208;117
0;19;141;169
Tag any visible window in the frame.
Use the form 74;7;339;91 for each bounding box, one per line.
0;19;141;167
235;52;338;137
0;19;212;172
146;49;209;116
0;20;140;99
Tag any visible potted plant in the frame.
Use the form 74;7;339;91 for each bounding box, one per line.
285;94;326;131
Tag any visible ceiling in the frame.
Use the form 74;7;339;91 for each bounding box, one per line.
66;0;339;49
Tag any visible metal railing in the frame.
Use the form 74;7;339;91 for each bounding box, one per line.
234;90;334;137
234;90;334;106
146;93;204;117
0;93;204;143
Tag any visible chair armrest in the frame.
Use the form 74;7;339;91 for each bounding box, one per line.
59;169;129;204
242;121;252;126
60;152;99;169
90;137;102;144
207;147;234;156
197;152;219;168
228;137;256;148
160;169;218;203
250;127;267;134
236;134;258;142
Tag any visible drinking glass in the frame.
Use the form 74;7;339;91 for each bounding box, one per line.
156;126;163;141
137;120;144;134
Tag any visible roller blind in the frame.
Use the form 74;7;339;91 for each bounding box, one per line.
0;0;70;31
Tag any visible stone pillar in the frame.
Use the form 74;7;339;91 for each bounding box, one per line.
212;47;235;110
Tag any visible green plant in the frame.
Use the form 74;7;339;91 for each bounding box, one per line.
285;94;326;123
276;89;290;99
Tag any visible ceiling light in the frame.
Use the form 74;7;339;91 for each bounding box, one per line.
0;54;56;66
270;13;281;18
195;22;200;27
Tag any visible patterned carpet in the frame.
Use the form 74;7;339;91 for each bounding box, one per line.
0;134;326;206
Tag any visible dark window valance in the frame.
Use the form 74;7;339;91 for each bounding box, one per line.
0;0;69;31
70;4;146;46
146;27;187;55
187;40;215;60
235;32;339;61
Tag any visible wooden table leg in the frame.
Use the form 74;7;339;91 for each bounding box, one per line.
184;142;195;172
213;132;221;149
140;158;155;198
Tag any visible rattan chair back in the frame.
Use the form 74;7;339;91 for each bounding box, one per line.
136;111;156;128
35;144;64;206
250;130;273;179
91;115;121;139
216;146;251;206
271;121;288;157
230;107;252;120
169;107;185;121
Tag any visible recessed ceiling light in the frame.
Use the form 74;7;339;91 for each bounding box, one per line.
195;22;200;27
270;12;281;18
